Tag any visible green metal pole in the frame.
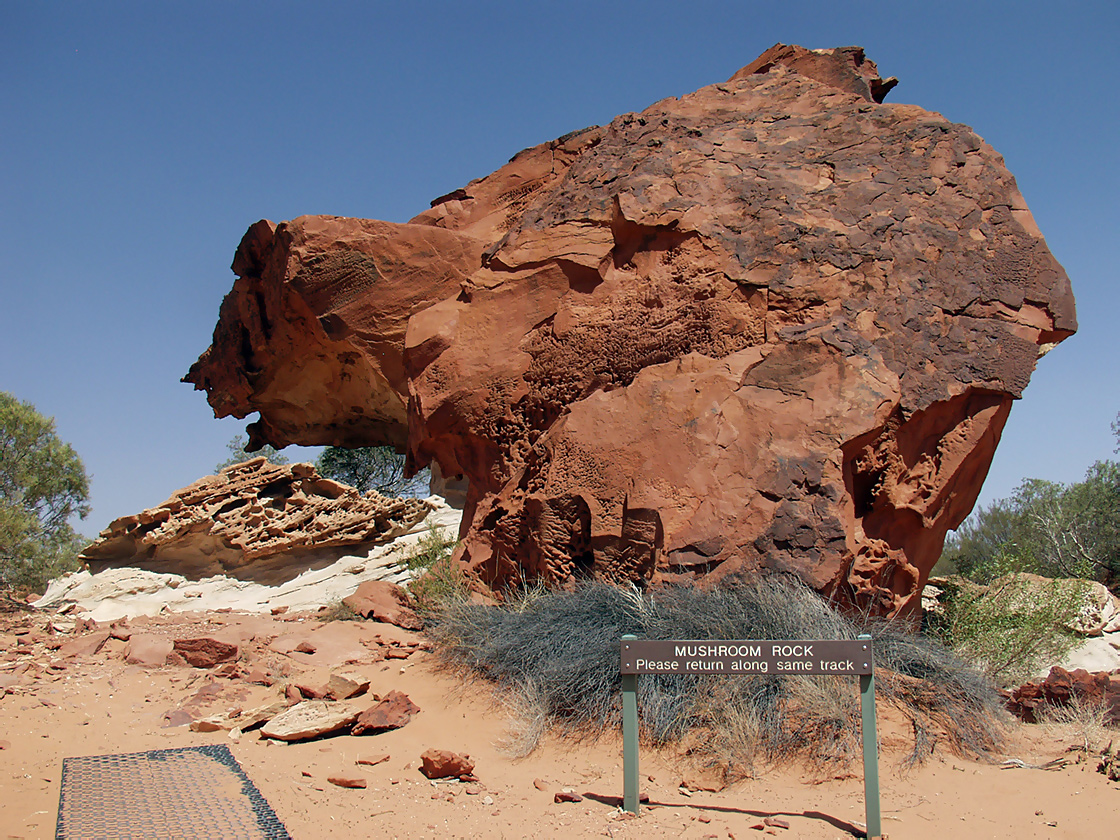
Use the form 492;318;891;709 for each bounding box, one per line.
621;634;640;815
858;634;881;839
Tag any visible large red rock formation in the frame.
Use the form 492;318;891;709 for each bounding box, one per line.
185;45;1076;616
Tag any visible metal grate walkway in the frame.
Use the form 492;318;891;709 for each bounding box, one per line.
56;744;290;839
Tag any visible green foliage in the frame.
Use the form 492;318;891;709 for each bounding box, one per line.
316;445;430;497
405;525;466;613
927;573;1086;687
0;392;90;591
941;414;1120;589
404;524;457;572
214;434;289;473
318;599;360;622
428;578;1005;768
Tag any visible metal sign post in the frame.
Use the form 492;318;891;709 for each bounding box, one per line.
619;635;881;838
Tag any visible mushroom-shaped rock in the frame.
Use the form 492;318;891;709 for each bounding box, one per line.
187;45;1075;618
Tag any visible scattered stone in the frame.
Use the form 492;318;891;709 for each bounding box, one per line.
533;778;549;791
1099;743;1120;781
352;690;419;735
464;784;483;796
682;764;728;793
285;684;302;705
342;581;423;631
173;637;239;668
420;749;474;779
295;682;328;700
327;672;370;700
259;701;360;742
295;641;317;654
554;791;583;803
126;634;174;667
271;605;289;615
244;668;274;686
764;817;791;829
58;631;111;659
328;775;367;789
356;754;390;766
0;740;10;750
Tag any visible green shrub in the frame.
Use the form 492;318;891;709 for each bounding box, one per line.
926;573;1086;687
405;524;457;573
404;525;467;613
426;578;1005;769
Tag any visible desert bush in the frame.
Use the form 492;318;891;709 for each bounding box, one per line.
317;599;360;622
1039;695;1115;755
405;525;468;613
426;577;1005;768
926;573;1086;687
405;524;457;573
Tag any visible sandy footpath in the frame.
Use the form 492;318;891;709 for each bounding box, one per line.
1;606;1116;839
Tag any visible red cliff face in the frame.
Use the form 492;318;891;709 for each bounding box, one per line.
185;45;1076;617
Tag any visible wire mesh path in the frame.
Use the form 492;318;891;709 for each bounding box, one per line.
56;743;290;840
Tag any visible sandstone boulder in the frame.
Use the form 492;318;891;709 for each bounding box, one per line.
187;45;1075;617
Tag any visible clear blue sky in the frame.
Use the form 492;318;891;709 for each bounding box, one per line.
2;1;1117;538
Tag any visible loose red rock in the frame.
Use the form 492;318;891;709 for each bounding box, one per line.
420;749;474;779
173;637;238;669
327;775;367;789
352;691;419;735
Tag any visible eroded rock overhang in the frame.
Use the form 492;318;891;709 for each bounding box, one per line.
185;44;1075;617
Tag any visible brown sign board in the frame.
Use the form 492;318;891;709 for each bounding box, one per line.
620;639;873;676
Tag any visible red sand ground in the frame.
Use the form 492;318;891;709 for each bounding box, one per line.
1;605;1114;839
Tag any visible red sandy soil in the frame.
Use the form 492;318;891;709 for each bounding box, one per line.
0;603;1115;839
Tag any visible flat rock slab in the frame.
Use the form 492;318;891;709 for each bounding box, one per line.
58;631;111;659
270;622;381;669
260;700;360;741
327;672;370;700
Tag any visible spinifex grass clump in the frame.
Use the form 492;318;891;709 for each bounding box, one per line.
426;578;1005;770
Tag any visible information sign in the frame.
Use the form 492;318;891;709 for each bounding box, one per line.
620;638;872;676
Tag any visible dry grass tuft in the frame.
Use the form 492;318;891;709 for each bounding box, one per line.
426;577;1007;768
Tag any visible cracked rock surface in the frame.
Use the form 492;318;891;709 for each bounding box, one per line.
185;44;1075;616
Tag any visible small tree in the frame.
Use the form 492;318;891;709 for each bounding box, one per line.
316;446;430;497
0;392;90;591
215;434;290;473
940;412;1120;590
